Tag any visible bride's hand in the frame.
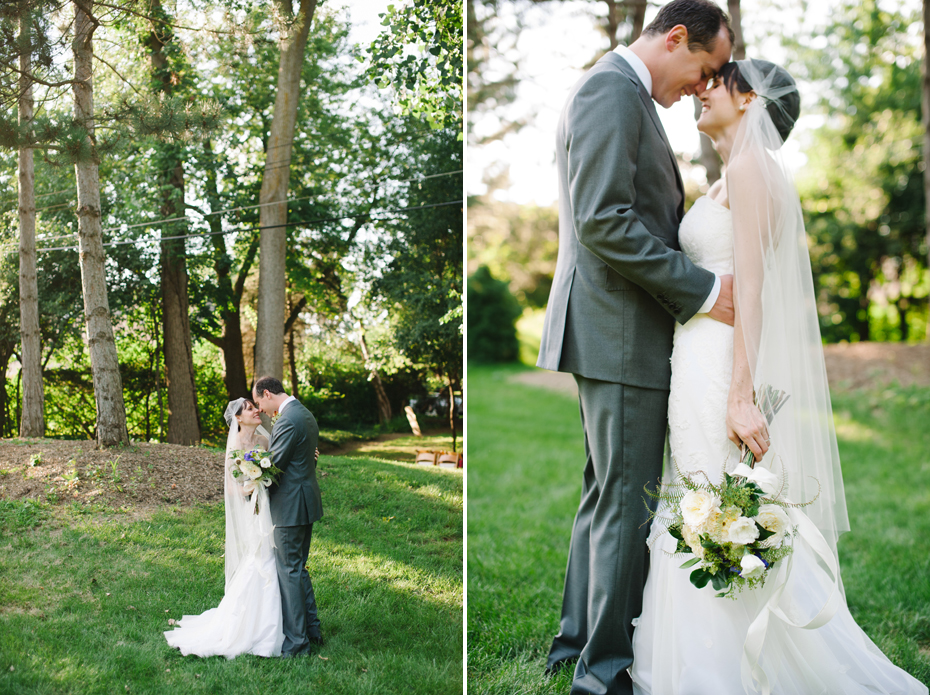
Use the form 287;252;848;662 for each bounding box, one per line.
726;393;770;461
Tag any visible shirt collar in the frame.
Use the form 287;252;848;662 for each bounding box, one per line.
612;44;653;97
278;395;297;415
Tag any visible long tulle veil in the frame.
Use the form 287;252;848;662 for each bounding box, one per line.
223;398;272;590
728;59;851;693
728;59;849;547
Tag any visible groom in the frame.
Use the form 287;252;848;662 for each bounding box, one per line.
252;375;324;657
537;1;735;692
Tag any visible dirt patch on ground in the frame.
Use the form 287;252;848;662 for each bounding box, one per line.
0;439;226;511
512;342;930;396
821;342;930;390
0;427;459;511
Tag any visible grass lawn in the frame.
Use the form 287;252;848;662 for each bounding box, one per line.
0;454;462;695
466;363;930;694
319;419;462;463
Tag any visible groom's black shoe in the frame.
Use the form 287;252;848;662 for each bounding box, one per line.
282;645;312;658
308;635;324;647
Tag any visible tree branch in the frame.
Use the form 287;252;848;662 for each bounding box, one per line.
233;235;259;302
284;295;307;334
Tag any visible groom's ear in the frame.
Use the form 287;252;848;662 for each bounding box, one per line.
664;25;688;53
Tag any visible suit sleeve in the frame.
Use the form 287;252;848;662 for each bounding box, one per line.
269;414;298;476
567;70;715;323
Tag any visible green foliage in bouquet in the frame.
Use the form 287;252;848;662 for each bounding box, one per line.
227;449;283;514
656;470;797;597
644;386;813;598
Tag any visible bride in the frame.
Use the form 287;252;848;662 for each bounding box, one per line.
629;59;928;695
164;398;284;658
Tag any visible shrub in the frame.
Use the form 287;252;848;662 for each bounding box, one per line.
467;265;521;363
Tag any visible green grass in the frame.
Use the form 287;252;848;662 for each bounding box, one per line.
0;455;462;695
466;364;930;694
320;421;461;460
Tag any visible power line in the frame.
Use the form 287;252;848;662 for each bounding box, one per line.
1;199;463;255
0;188;73;206
4;168;463;245
0;169;463;226
0;123;459;207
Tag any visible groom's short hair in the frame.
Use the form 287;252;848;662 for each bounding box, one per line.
254;376;286;396
642;0;734;54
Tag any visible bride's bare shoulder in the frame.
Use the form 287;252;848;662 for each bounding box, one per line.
256;433;270;451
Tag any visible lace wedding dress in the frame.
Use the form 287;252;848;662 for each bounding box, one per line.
164;435;284;659
629;196;927;695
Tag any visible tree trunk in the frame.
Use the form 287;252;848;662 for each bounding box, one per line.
18;15;44;438
219;306;251;400
287;323;300;400
447;379;456;453
858;279;871;341
629;0;647;42
146;0;200;445
924;0;930;337
728;0;745;60
254;0;318;381
694;97;722;185
899;300;909;341
603;0;621;49
282;294;307;399
72;0;129;447
358;326;392;424
203;141;253;401
0;347;13;438
160;184;201;444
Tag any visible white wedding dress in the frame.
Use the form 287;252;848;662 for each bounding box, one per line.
164;439;284;659
630;196;927;695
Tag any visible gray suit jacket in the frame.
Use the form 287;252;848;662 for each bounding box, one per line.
537;52;715;389
268;399;323;527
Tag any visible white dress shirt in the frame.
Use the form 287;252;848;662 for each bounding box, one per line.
612;44;722;315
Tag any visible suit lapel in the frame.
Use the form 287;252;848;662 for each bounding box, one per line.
602;52;685;217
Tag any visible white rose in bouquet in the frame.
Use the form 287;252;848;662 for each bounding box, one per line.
739;554;766;579
755;504;790;542
680;489;719;528
260;455;272;469
726;516;760;546
681;523;704;559
715;506;741;542
240;460;263;480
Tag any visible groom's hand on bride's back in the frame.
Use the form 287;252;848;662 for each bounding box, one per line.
708;274;734;326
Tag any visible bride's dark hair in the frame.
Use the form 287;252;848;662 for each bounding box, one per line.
233;399;257;432
716;58;800;143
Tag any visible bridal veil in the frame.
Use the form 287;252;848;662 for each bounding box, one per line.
223;398;274;589
728;59;849;547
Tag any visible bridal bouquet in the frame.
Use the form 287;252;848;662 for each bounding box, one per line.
227;448;282;513
650;386;805;597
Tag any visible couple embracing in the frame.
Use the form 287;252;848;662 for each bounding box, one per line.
165;376;323;659
538;1;927;693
